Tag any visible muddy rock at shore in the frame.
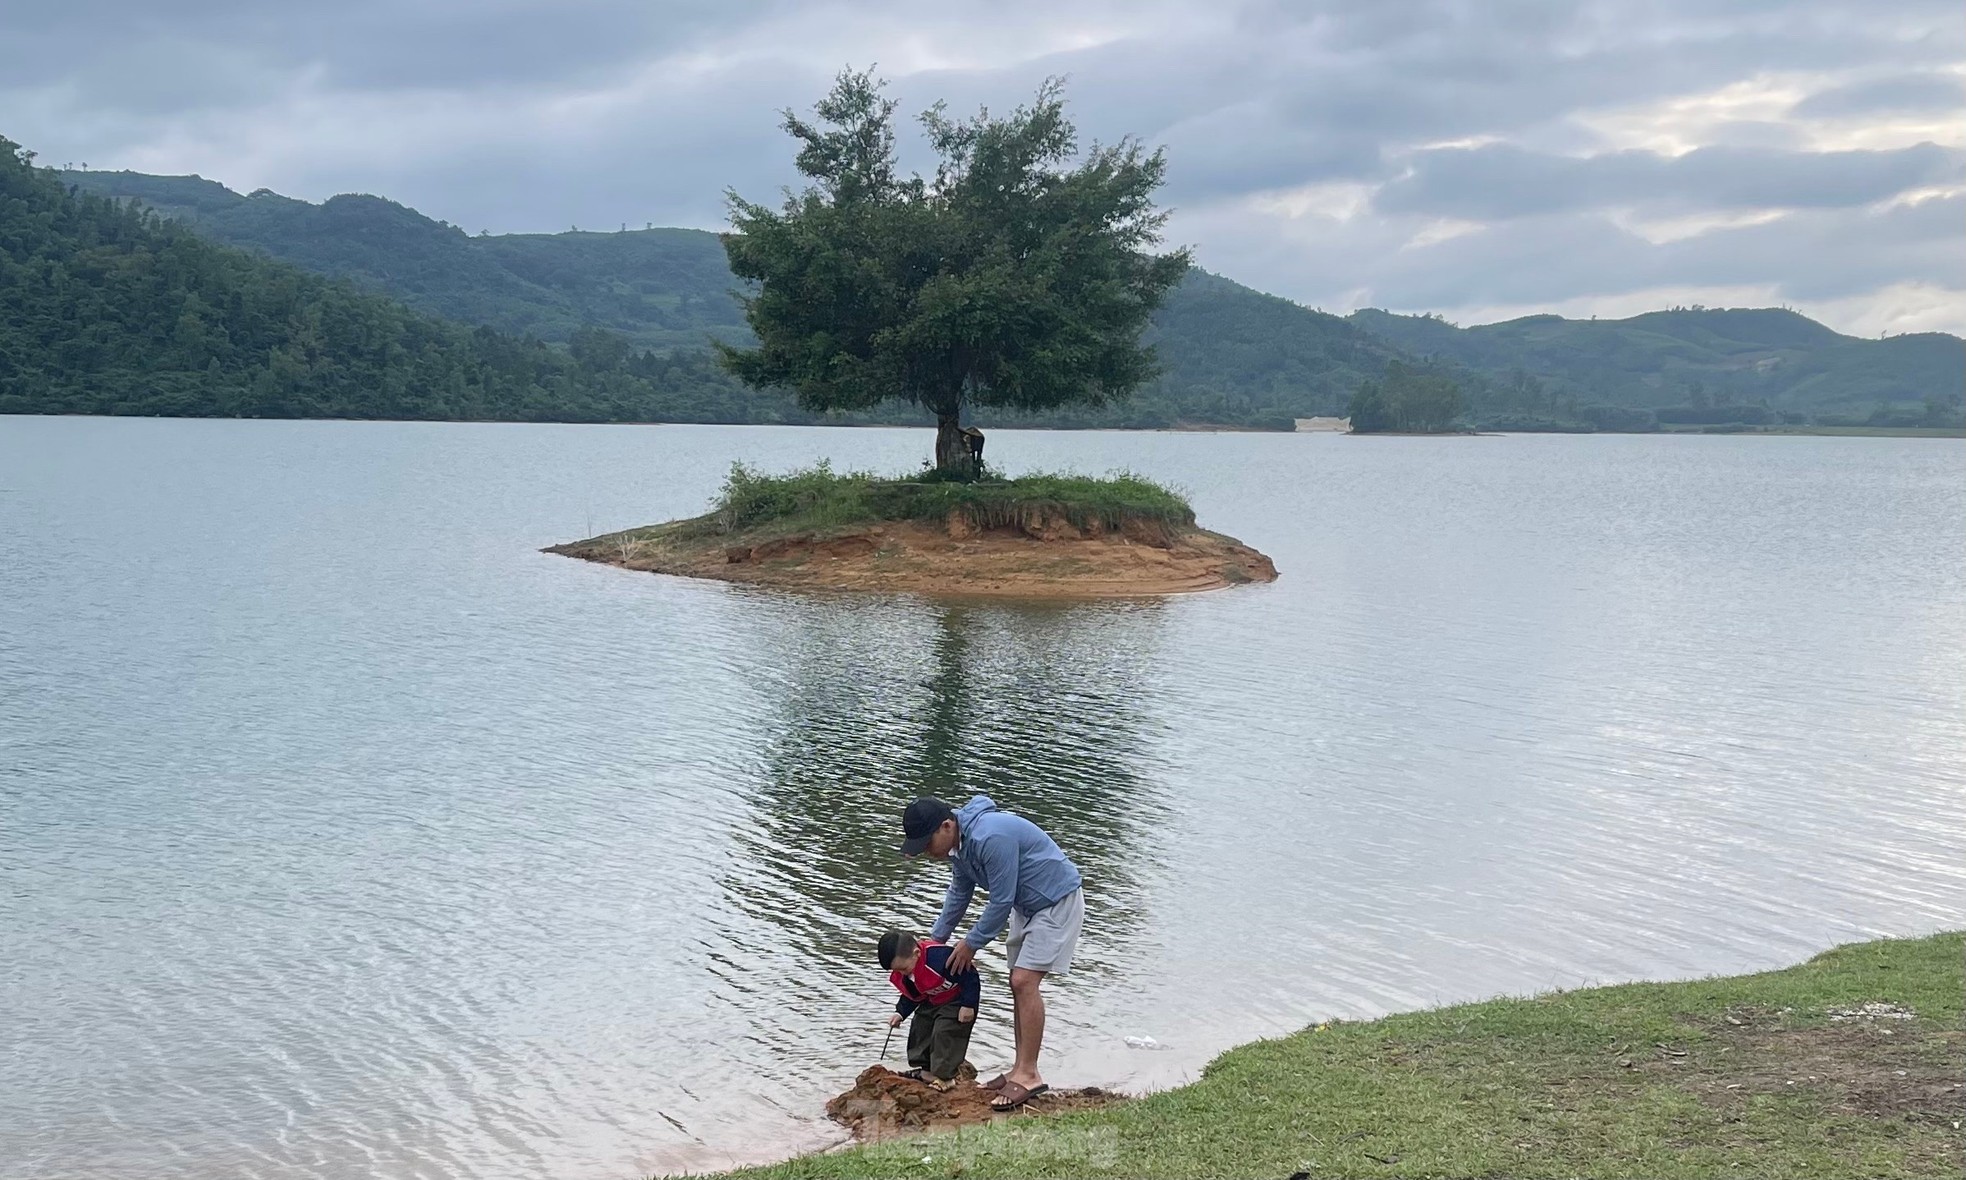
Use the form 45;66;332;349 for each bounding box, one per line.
825;1064;1125;1140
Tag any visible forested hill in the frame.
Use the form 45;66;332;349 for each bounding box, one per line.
1348;306;1965;416
36;162;1965;429
64;169;745;351
1140;270;1407;428
0;139;769;421
55;167;1412;427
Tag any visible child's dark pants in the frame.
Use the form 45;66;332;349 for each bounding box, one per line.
906;1002;973;1080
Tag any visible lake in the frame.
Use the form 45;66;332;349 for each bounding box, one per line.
3;417;1962;1179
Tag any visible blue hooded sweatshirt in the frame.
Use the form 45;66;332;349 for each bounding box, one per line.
928;795;1083;950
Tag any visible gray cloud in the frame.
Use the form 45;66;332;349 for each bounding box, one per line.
1360;194;1965;309
2;0;1962;331
1701;121;1809;150
1792;73;1966;118
1376;142;1966;220
0;0;770;93
1180;189;1963;324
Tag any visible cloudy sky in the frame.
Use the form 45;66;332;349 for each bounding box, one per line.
7;0;1963;334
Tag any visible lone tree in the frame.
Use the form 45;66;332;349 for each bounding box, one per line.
718;69;1190;471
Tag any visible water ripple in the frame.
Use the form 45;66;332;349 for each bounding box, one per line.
3;420;1962;1178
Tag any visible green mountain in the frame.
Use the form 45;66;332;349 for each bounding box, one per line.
0;140;762;421
63;169;745;351
58;169;1418;428
1138;270;1406;426
41;164;1963;430
1347;306;1964;418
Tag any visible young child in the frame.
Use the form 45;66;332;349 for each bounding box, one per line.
878;928;980;1088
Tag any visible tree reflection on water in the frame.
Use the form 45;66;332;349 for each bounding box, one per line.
718;596;1175;1019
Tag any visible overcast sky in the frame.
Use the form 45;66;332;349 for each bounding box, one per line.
6;0;1962;334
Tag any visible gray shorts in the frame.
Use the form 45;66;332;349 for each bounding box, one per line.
1004;888;1084;975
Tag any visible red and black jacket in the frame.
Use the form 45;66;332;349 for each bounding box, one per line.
890;940;983;1017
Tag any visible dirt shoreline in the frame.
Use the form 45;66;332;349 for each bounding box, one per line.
545;513;1278;598
825;1065;1126;1141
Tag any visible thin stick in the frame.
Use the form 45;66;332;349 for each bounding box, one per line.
881;1025;895;1061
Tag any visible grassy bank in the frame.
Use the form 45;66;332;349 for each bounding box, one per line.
712;933;1963;1179
702;463;1196;538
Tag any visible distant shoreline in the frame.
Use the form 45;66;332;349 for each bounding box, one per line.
3;412;1959;438
1652;423;1965;438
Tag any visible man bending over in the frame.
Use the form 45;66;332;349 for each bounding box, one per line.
899;794;1083;1112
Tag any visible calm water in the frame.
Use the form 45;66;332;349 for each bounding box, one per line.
3;417;1963;1178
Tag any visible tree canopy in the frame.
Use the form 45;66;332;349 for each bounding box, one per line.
718;70;1192;467
1347;361;1467;433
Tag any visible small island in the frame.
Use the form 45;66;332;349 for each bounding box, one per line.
550;73;1278;598
547;464;1276;598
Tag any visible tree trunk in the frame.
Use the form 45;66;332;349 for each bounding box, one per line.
934;408;966;472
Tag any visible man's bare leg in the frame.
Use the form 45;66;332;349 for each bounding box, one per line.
1007;966;1048;1090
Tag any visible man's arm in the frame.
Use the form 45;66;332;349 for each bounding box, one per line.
962;834;1020;950
928;859;975;944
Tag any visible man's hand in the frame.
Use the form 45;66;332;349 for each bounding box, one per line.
957;1006;975;1024
945;941;976;975
888;1011;903;1028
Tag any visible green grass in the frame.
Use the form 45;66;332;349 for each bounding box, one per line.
700;462;1197;538
707;932;1964;1180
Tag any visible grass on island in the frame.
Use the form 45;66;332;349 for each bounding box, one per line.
673;462;1197;541
707;932;1964;1180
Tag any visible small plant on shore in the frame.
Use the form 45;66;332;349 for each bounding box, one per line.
715;460;880;532
612;533;642;562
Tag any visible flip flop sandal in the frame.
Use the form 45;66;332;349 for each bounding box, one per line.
988;1081;1050;1112
980;1074;1009;1091
897;1067;929;1081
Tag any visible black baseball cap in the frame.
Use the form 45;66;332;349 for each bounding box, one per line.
899;796;954;855
877;929;909;970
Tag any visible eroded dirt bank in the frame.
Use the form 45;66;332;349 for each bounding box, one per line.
825;1065;1126;1140
545;512;1278;598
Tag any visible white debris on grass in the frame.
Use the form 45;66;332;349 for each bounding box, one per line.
1825;1002;1917;1022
